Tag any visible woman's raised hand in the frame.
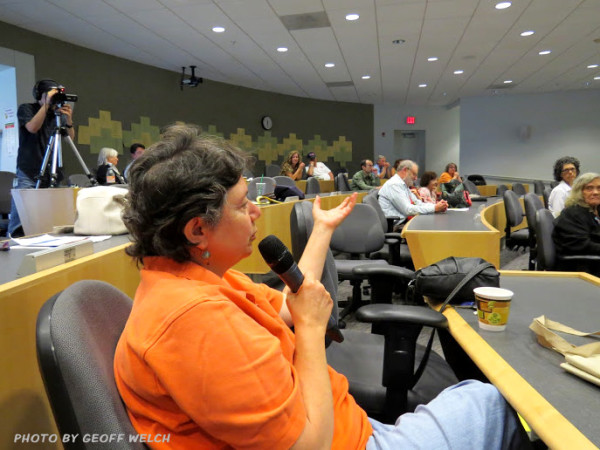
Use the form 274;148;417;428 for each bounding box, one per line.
312;192;357;231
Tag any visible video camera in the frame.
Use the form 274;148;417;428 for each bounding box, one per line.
50;86;78;108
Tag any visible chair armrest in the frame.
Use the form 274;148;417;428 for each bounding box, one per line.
353;264;415;283
356;304;448;329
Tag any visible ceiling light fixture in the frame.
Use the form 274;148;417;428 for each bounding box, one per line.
325;63;335;68
427;57;438;62
595;76;600;80
361;75;371;80
454;70;464;74
504;80;513;84
520;30;535;37
212;26;225;33
277;47;288;52
346;13;359;21
392;39;405;45
495;2;511;9
418;84;427;88
539;50;551;55
587;64;599;68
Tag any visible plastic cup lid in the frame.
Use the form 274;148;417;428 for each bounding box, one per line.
473;286;513;300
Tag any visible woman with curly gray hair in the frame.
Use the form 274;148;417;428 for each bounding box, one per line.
548;156;580;217
552;172;600;276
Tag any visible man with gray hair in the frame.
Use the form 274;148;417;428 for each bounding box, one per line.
373;155;392;179
379;160;448;230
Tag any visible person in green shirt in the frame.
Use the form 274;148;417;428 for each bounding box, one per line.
351;159;380;191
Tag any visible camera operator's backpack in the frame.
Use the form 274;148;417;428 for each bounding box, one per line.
440;180;471;208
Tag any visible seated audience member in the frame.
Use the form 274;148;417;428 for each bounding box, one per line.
96;147;125;185
379;160;448;230
552;173;600;276
114;124;527;449
280;150;305;180
305;151;333;180
438;163;461;184
390;158;404;177
124;143;146;182
418;171;438;204
549;156;580;217
373;155;392;179
351;159;380;191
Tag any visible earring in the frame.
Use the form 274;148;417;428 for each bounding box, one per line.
201;250;211;260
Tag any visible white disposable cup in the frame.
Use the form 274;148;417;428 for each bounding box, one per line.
473;287;513;331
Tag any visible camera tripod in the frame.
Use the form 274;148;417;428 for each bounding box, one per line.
36;110;97;188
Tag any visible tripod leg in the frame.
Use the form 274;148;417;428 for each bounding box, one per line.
63;136;98;185
49;133;61;187
36;133;57;189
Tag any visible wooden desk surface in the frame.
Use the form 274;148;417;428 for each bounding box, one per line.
446;271;600;449
295;179;335;193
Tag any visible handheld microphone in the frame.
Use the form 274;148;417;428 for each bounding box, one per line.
258;235;344;343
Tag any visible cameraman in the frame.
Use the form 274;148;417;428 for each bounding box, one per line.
7;79;75;237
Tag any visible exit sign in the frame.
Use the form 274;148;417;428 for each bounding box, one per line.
406;116;416;124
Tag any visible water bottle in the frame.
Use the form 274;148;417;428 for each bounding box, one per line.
106;164;116;184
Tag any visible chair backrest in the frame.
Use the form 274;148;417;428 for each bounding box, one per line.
336;173;351;192
362;191;388;234
36;280;144;449
543;186;552;209
467;174;486;186
550;180;559;189
0;171;16;214
535;209;556;270
247;177;276;200
512;182;526;196
496;184;508;197
533;180;545;195
265;164;280;178
462;179;480;195
68;173;92;188
503;189;525;228
330;203;385;254
305;177;320;194
273;175;296;187
523;192;544;240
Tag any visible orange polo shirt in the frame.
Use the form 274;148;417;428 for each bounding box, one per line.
114;257;372;449
438;172;453;184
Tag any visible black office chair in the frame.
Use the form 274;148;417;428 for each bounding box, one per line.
535;209;600;275
265;164;280;178
512;182;526;197
462;179;481;195
467;174;486;186
543;186;552;209
273;175;296;187
335;172;352;192
496;184;509;198
533;180;545;195
0;171;15;233
305;176;320;194
68;173;92;187
523;193;545;270
290;201;458;422
550;181;560;189
36;280;145;450
503;190;529;251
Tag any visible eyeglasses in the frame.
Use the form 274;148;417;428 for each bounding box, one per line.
561;167;577;173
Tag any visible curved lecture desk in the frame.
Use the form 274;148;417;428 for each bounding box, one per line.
295;179;335;193
444;271;600;449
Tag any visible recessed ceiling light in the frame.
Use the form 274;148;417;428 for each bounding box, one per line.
595;76;600;80
392;39;406;45
361;75;371;80
427;57;438;62
212;26;225;33
520;30;535;37
325;63;335;68
454;70;464;74
504;80;513;84
277;47;288;53
587;64;599;68
418;84;427;88
539;50;551;55
495;2;511;9
346;13;359;21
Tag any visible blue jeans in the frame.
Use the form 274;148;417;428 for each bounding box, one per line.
367;380;526;450
7;168;36;236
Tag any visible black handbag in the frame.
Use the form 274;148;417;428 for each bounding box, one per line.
407;257;499;306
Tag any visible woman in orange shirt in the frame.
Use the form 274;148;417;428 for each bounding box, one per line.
438;162;461;184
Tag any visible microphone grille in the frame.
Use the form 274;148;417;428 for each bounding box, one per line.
258;235;294;272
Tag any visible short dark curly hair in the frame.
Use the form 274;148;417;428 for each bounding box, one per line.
420;171;438;188
123;124;251;264
552;156;580;182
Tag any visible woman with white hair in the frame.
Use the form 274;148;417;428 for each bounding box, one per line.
553;172;600;276
96;147;125;184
